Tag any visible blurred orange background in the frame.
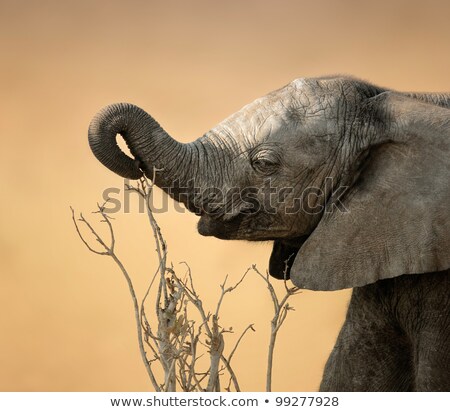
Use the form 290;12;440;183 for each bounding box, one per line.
0;0;449;391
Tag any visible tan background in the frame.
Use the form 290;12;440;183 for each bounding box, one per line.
0;0;449;391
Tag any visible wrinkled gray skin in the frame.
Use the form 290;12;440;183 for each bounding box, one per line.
89;76;450;391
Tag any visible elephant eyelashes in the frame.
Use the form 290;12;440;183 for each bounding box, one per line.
250;150;280;175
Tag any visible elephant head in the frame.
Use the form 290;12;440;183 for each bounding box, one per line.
88;76;450;290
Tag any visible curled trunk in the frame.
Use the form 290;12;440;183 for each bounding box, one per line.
88;103;194;186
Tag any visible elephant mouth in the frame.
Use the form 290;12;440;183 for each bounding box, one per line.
199;212;311;281
268;236;309;280
198;212;309;281
197;213;309;242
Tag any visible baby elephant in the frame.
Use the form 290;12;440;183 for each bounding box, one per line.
89;76;450;391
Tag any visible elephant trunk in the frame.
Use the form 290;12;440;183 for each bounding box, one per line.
405;92;450;108
88;103;204;209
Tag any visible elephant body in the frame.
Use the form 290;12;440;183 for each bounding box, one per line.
88;76;450;391
321;270;450;391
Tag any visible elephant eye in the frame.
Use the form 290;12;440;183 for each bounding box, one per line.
251;150;280;175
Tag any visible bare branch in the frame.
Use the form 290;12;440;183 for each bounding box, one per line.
215;268;250;318
228;324;256;364
71;207;109;255
71;204;160;391
251;265;301;392
74;166;280;392
220;355;240;392
252;265;279;313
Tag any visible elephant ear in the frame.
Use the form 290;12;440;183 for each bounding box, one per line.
290;92;450;291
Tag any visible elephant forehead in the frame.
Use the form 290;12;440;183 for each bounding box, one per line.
208;86;298;141
208;108;288;151
207;79;337;145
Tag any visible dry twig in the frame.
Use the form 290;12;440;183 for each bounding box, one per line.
72;173;258;391
251;265;301;391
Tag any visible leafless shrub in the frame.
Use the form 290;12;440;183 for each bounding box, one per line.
72;176;300;391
